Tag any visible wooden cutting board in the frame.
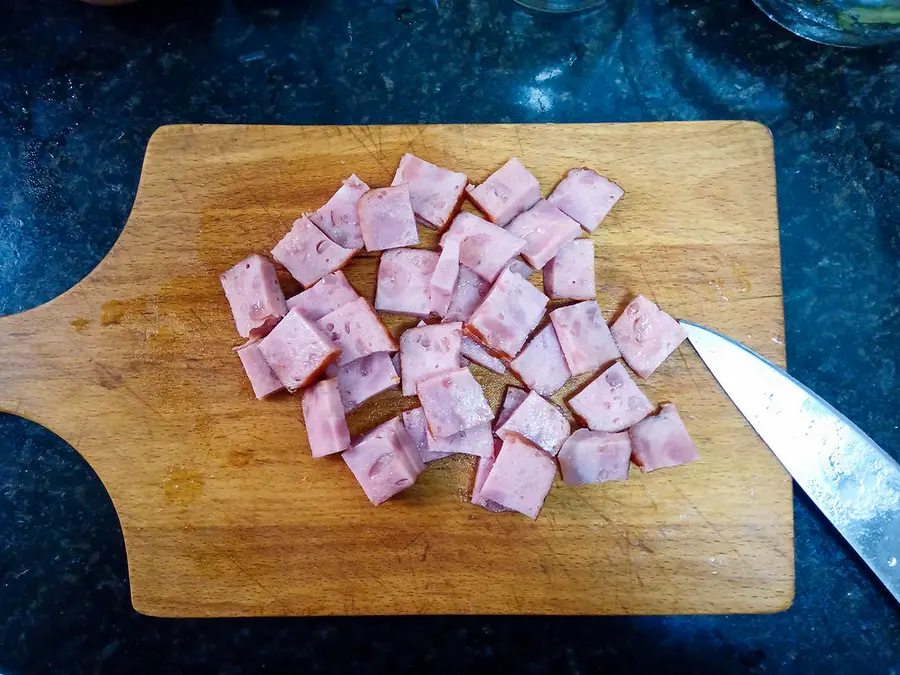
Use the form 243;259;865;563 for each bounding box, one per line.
0;123;793;617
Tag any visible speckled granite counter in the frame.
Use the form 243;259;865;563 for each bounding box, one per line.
1;0;898;672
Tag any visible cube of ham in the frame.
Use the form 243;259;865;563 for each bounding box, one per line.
375;248;440;318
301;378;351;457
235;340;284;399
557;429;631;486
548;168;624;233
567;362;654;432
391;153;467;230
495;386;528;429
466;267;549;359
317;297;398;367
308;174;370;249
417;367;493;439
496;390;570;457
271;216;358;288
505;258;535;279
357;184;419;252
465;157;541;227
610;295;687;379
471;439;510;512
550;300;620;376
286;270;359;321
402;407;453;463
343;416;424;504
399;322;463;396
328;352;399;412
426;422;493;459
479;433;557;520
257;307;341;391
508;323;571;397
441;266;490;323
543;239;596;301
429;237;460;317
461;336;506;374
629;403;700;472
505;199;582;270
220;253;288;339
441;212;526;282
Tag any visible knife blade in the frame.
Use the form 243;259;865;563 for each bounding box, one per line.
681;321;900;603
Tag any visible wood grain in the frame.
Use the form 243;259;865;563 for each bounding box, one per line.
0;123;793;617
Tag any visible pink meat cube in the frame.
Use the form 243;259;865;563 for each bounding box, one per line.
343;417;424;504
441;266;490;323
465;267;549;359
399;322;463;396
391;153;467;230
357;184;419;252
235;340;285;399
479;433;557;520
317;297;398;367
506;258;535;278
505;200;582;270
430;237;460;317
301;378;351;458
257;307;341;391
610;295;687;379
220;253;288;339
417;367;493;439
496;390;570;457
441;212;526;282
286;270;359;321
308;174;370;249
557;429;631;486
495;386;528;429
427;421;493;459
543;239;596;301
550;301;620;376
402;407;453;463
375;248;440;318
465;157;541;226
629;403;700;472
271;216;358;288
567;362;654;432
328;352;399;412
548;168;624;233
461;336;506;374
508;323;571;397
471;439;510;512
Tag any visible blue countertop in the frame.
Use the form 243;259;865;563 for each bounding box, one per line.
1;0;898;672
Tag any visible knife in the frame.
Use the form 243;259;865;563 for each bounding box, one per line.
681;321;900;603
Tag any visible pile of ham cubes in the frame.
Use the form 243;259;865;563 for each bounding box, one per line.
221;154;699;520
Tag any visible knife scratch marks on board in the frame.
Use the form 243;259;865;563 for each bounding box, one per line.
348;126;392;176
663;478;743;560
513;127;527;162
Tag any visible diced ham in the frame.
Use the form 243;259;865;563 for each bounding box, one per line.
257;307;342;391
471;439;510;512
430;237;460;317
402;407;453;463
496;390;570;457
235;340;284;399
461;336;506;374
441;266;490;323
505;200;582;270
543;239;595;301
479;433;557;520
610;295;687;379
548;168;624;233
220;253;288;339
286;270;359;321
328;352;399;412
441;212;526;282
557;429;631;486
343;416;424;504
465;267;549;359
317;297;398;367
308;174;369;249
550;300;620;376
399;322;463;396
465;157;541;226
495;386;528;429
427;422;493;459
271;216;358;288
567;362;654;432
301;378;351;457
391;352;401;378
629;403;700;472
392;153;467;230
417;367;493;439
508;323;571;397
357;184;419;251
505;258;535;278
375;248;440;318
